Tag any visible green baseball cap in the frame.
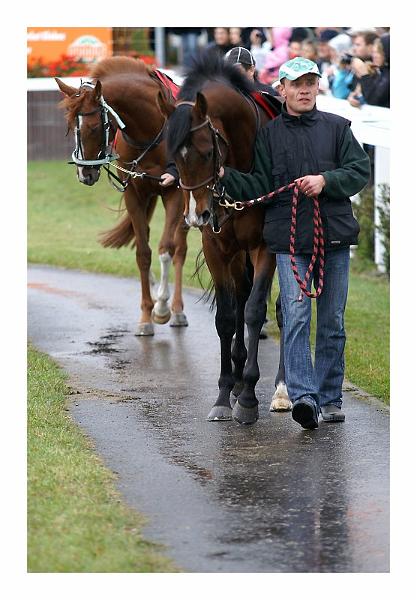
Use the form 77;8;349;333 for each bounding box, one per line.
278;57;321;82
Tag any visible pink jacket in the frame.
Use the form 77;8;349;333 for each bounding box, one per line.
263;27;292;71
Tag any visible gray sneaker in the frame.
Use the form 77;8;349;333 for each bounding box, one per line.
320;404;345;422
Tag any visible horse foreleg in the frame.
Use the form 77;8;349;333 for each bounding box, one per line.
270;293;292;411
153;190;187;326
170;217;189;327
233;250;276;425
230;252;251;401
134;236;155;336
152;250;172;324
202;235;235;421
207;285;236;421
124;187;155;336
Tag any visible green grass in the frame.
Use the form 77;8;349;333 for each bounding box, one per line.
28;161;389;403
27;344;177;572
344;268;389;401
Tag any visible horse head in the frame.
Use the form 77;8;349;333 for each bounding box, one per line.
159;91;228;229
56;78;119;186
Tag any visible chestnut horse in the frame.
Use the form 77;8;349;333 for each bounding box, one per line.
56;57;188;336
158;54;290;424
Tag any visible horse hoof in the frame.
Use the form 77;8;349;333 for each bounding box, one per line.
207;406;232;421
269;382;292;412
232;381;244;398
169;312;189;327
232;401;259;425
270;397;292;412
135;322;155;336
151;308;171;325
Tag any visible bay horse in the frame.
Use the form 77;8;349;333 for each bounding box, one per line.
56;56;188;336
158;53;291;424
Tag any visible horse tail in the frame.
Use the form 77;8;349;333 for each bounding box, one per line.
99;214;136;249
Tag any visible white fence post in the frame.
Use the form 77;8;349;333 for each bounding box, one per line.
154;27;166;68
374;146;390;272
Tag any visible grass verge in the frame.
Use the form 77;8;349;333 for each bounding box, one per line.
27;161;202;285
27;344;177;572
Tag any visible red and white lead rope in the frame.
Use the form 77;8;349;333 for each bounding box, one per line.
232;181;325;301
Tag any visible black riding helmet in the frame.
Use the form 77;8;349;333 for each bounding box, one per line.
224;46;256;67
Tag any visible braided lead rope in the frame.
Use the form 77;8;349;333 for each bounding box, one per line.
226;181;325;301
289;186;325;301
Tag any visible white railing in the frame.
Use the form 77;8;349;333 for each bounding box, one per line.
27;70;181;91
316;95;390;273
28;78;390;271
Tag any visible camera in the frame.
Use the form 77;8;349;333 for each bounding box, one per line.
340;53;353;65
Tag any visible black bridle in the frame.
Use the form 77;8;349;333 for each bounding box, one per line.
176;101;231;233
177;101;229;191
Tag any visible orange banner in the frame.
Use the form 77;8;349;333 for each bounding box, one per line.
27;27;113;66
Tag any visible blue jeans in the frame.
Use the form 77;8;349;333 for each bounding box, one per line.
276;248;350;409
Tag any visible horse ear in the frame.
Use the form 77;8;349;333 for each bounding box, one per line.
195;92;208;119
157;91;175;118
55;77;78;97
94;80;102;99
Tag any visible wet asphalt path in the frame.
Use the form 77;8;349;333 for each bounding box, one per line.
28;264;389;573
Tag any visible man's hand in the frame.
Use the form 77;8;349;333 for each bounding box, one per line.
218;166;225;178
295;175;325;197
160;173;176;187
350;57;369;77
348;92;361;108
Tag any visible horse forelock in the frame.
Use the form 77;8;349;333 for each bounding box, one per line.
59;88;93;127
167;105;193;156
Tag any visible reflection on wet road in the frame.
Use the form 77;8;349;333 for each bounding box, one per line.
28;265;389;572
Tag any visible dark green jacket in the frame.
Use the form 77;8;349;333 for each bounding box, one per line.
221;106;370;253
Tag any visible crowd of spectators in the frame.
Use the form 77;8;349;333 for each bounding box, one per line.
168;27;390;108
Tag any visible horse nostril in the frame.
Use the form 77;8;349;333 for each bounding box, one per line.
201;210;211;225
82;169;100;186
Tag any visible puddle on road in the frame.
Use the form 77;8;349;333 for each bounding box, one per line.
85;341;120;355
84;328;130;356
110;359;131;370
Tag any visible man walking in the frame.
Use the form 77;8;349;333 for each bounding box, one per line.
219;57;370;430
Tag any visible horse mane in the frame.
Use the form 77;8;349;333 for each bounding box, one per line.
179;51;254;100
168;51;255;155
89;56;150;80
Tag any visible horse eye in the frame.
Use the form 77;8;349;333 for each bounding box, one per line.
205;149;213;161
